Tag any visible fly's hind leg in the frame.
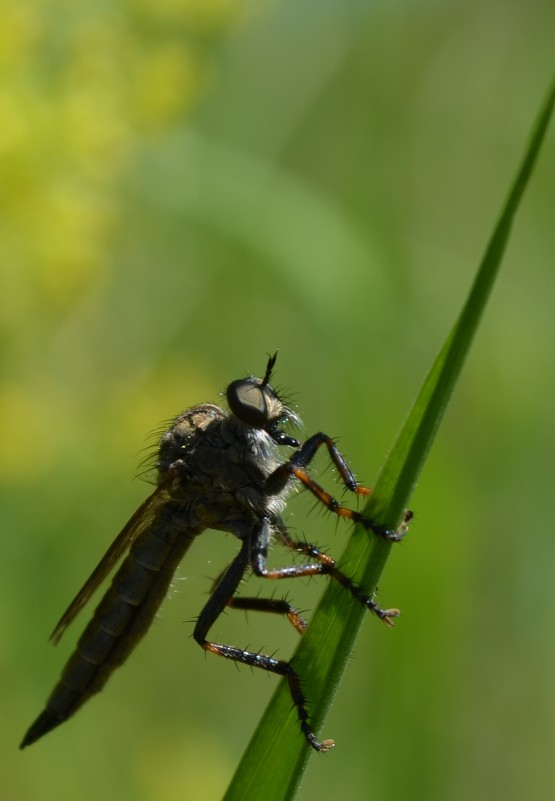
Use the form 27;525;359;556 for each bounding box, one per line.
193;538;333;752
226;596;307;635
208;564;307;634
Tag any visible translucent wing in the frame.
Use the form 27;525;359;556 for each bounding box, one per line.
50;484;168;645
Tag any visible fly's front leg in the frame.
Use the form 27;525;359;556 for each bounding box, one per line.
193;538;332;752
267;433;411;541
286;474;411;541
268;432;369;494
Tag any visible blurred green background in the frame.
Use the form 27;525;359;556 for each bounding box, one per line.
2;1;554;800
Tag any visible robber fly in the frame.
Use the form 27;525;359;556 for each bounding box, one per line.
20;354;410;752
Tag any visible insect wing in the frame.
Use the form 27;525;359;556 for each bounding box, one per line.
50;485;167;644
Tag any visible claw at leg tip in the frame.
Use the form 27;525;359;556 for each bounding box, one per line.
320;738;335;752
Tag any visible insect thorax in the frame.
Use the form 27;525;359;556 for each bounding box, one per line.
156;403;289;521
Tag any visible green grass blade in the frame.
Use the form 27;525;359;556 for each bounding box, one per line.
222;74;555;801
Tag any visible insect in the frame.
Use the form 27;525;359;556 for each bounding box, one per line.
20;354;410;752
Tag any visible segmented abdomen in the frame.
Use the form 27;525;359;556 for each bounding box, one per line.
20;517;198;748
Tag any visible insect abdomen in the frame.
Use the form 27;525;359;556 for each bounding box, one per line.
20;522;198;749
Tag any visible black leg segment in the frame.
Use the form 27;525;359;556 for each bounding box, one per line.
266;432;410;541
193;538;333;751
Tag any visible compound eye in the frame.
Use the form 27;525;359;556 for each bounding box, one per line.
226;379;268;427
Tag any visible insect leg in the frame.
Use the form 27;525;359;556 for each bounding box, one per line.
193;536;333;752
267;434;411;541
208;564;307;633
289;471;410;540
226;596;307;634
250;517;399;626
268;432;368;493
